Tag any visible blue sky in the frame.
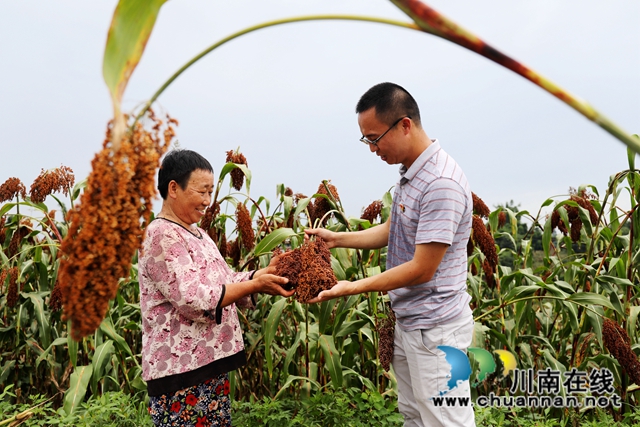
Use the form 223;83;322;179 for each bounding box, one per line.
1;0;638;219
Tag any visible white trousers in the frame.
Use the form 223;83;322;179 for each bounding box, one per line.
393;307;476;427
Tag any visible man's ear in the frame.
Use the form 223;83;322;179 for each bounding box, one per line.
401;117;412;135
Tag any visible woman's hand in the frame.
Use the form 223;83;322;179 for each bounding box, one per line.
253;273;294;298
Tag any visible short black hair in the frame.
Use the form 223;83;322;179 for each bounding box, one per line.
157;149;213;199
355;82;421;127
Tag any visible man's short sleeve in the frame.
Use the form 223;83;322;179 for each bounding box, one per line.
416;177;468;245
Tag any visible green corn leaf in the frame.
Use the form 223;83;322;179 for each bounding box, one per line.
99;317;133;357
567;292;614;310
318;299;337;335
68;320;78;367
542;216;552;259
264;297;287;378
274;375;321;400
36;337;67;368
335;319;368;338
318;334;343;388
103;0;167;147
253;227;296;256
90;341;115;395
63;365;94;415
25;292;51;350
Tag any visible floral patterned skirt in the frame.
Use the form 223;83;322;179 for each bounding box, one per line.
148;373;231;427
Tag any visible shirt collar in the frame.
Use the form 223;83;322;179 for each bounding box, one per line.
399;139;440;184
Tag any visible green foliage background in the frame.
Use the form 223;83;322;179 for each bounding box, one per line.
2;146;640;426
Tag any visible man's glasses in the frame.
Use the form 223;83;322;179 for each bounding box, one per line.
359;116;410;146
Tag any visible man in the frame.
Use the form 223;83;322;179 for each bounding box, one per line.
306;82;475;427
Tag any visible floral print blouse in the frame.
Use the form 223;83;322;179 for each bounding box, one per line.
139;218;253;386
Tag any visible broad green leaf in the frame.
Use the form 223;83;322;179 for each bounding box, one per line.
63;365;94;415
608;292;625;317
274;375;321;400
253;228;296;256
318;299;337;335
103;0;167;146
90;341;115;395
0;202;16;217
294;198;311;217
567;292;614;309
0;361;16;384
68;320;78;367
25;292;51;350
99;317;133;357
318;334;343;388
586;307;605;348
331;257;346;281
503;285;540;302
629;306;640;344
36;337;67;368
264;297;287;378
542;217;552;259
595;275;634;289
335;319;368;338
343;367;375;391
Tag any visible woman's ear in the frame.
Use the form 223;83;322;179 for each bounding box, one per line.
167;180;179;199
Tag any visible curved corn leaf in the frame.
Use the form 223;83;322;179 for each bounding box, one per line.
90;341;115;395
63;365;93;415
253;227;297;256
264;297;287;378
389;0;639;153
103;0;167;147
274;375;321;400
567;292;614;310
318;334;343;388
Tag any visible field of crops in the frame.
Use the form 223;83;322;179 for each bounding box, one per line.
1;141;640;426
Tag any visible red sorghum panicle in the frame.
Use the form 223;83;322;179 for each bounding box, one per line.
6;267;18;308
49;281;62;312
29;166;75;204
58;113;172;340
471;215;498;269
217;231;227;259
470;262;478;276
0;269;7;292
225;150;248;191
467;238;475;257
572;193;598;225
472;192;490;218
235;203;255;252
377;310;396;372
284;187;293;197
0;216;6;241
8;222;31;258
200;201;220;232
498;211;507;229
311;182;340;226
361;200;383;224
0;177;27;203
227;239;241;267
274;237;337;302
482;259;495;288
602;318;640;385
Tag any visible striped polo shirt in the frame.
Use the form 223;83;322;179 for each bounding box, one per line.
387;140;472;331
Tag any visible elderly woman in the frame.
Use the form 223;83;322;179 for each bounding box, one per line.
139;149;293;427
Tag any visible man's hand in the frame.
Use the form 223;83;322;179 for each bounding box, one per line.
304;228;339;248
307;280;357;303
